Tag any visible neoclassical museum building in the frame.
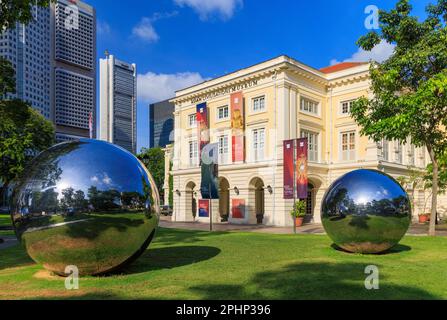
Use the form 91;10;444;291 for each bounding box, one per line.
165;55;447;227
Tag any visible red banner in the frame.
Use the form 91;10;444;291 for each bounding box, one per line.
197;103;209;163
198;199;210;218
232;199;246;219
231;92;245;162
296;138;309;199
283;140;295;199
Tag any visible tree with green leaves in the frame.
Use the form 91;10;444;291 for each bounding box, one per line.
0;0;54;30
351;0;447;235
0;44;55;205
138;147;166;202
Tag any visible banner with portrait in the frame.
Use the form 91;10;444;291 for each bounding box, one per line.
231;92;245;163
296;138;309;199
283;140;295;199
197;102;210;163
200;143;219;200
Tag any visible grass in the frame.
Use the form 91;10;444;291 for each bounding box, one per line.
0;214;13;237
0;228;447;300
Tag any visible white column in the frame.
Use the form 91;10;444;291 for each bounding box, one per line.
290;86;298;140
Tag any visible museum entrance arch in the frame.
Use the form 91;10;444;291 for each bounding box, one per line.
305;181;320;223
219;178;230;222
185;182;197;220
249;177;265;225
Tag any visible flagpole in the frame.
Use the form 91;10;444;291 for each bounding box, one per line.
209;179;213;232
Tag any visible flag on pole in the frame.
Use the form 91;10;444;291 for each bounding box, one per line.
296;138;309;199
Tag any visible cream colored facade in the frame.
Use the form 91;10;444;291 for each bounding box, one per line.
167;55;446;227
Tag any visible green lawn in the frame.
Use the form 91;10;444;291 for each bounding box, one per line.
0;214;13;237
1;228;447;300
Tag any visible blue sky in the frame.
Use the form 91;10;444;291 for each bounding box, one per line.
88;0;431;152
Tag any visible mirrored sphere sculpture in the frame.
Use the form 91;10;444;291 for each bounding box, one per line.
11;139;160;276
321;169;411;254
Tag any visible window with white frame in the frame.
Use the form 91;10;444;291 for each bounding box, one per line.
408;144;415;166
341;131;356;161
301;130;319;162
300;97;319;115
188;114;197;128
253;128;265;161
383;140;390;161
340;100;356;115
252;96;265;112
189;140;198;166
217;105;229;120
395;141;403;164
218;135;229;164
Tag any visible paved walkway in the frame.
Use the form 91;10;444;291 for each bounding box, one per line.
160;218;447;236
0;236;18;250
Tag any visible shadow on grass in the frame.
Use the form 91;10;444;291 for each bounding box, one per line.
189;261;440;300
121;245;221;274
330;243;412;255
0;245;34;271
154;228;228;246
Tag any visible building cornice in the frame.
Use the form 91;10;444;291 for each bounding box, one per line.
170;55;371;106
171;66;285;105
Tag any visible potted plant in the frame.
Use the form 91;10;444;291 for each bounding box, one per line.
419;213;430;224
291;201;307;227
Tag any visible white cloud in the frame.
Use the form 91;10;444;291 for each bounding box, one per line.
132;18;159;43
132;12;178;43
330;40;395;65
174;0;243;20
137;71;206;103
97;20;111;35
103;174;112;185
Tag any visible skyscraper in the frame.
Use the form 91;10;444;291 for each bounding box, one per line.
99;54;137;153
52;0;97;142
0;0;96;142
149;99;175;149
0;6;52;120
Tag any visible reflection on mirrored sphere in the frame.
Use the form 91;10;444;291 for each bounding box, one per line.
321;169;411;254
11;139;160;276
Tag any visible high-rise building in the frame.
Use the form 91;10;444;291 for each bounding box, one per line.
0;6;52;120
0;0;96;142
149;99;175;149
52;0;96;142
99;54;137;153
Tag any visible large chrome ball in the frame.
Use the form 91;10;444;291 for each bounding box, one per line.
321;169;411;254
11;139;160;276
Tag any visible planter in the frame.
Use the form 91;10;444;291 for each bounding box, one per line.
419;215;429;224
295;217;305;227
256;215;264;225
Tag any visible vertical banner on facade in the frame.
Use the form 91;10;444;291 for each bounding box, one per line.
199;200;210;218
197;102;210;163
231;92;245;162
296;138;309;199
283;140;295;199
232;199;246;219
201;143;219;200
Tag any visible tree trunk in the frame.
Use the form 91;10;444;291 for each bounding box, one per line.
428;147;438;236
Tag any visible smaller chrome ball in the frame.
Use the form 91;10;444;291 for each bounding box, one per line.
321;169;411;254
